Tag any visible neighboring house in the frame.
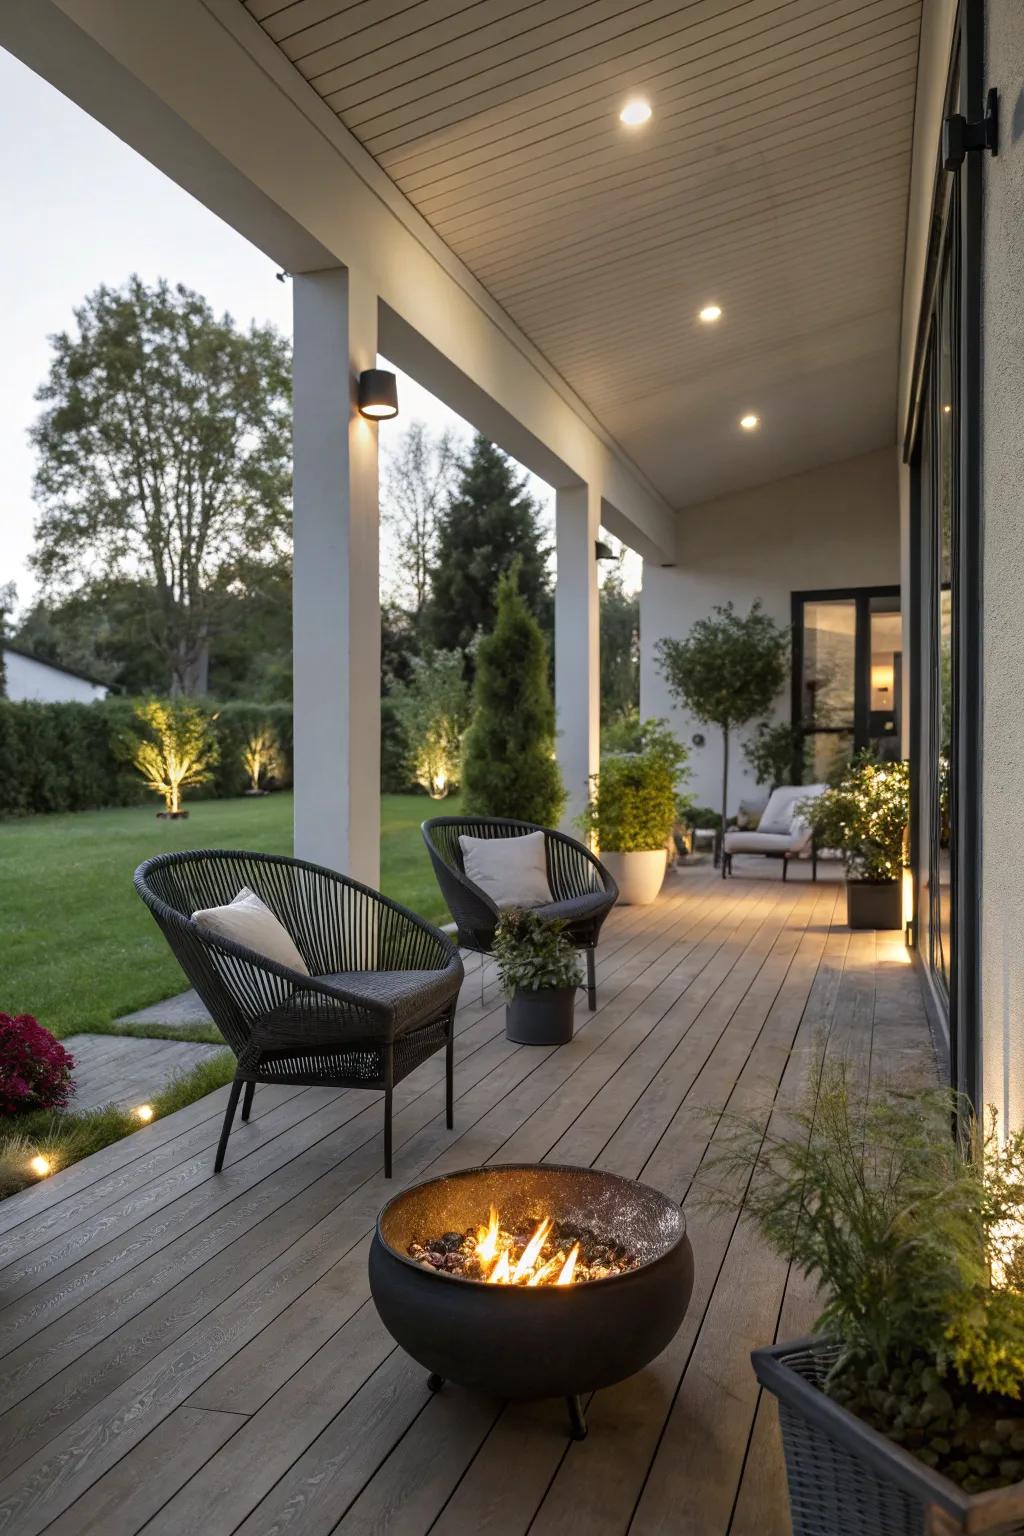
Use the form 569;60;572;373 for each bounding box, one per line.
1;645;109;704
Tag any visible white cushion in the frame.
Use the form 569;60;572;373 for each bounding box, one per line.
723;831;795;855
459;830;552;909
193;886;309;974
757;784;826;837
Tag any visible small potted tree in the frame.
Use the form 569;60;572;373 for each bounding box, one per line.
801;755;909;929
581;721;687;905
492;909;583;1045
656;601;789;875
701;1059;1024;1536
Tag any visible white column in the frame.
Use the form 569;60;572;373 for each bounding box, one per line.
292;268;381;884
555;482;601;832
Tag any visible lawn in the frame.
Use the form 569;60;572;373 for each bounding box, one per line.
0;792;455;1038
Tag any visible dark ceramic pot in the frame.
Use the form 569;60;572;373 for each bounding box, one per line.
846;879;902;930
505;985;576;1045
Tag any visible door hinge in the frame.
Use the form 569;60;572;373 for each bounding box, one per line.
942;87;998;170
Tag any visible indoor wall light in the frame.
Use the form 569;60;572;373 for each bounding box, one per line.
357;370;399;420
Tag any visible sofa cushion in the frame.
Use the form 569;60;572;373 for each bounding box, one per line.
757;784;827;837
458;830;552;909
723;831;795;855
194;886;309;974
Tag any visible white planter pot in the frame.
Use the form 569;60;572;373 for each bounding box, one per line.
600;849;667;906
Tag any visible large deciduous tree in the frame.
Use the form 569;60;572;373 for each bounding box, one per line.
30;276;292;695
380;422;458;622
426;434;550;659
656;601;789;870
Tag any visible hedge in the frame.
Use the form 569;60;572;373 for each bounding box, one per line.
0;698;293;818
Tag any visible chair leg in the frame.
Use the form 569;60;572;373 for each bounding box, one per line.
782;857;789;882
241;1080;256;1122
586;947;597;1010
384;1044;394;1179
812;845;819;883
214;1079;243;1173
445;1016;454;1130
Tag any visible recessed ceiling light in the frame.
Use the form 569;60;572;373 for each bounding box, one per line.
619;98;652;127
942;403;952;414
739;413;760;431
699;304;722;324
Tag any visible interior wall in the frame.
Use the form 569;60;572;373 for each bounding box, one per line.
640;447;900;813
980;0;1024;1130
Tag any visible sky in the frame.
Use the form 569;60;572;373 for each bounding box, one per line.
0;48;638;621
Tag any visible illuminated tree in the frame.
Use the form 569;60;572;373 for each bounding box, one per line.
242;724;283;794
131;700;218;815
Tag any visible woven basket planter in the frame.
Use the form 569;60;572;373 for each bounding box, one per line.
753;1338;1024;1536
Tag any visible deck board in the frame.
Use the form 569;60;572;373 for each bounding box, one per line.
0;865;936;1536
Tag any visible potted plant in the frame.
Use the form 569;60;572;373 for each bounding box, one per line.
656;601;789;874
801;755;909;929
581;720;689;905
492;909;583;1045
699;1059;1024;1536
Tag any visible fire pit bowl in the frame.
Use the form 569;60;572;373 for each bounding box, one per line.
368;1163;694;1439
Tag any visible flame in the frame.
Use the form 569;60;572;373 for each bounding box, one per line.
526;1256;560;1287
476;1205;500;1269
487;1249;512;1285
556;1244;580;1286
511;1218;551;1283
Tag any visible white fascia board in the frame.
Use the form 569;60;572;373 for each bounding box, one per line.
11;0;675;561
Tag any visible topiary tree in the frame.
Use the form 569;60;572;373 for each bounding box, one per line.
390;649;471;799
462;567;566;824
656;601;789;871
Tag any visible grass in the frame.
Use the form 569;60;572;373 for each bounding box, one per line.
0;1050;236;1199
0;792;455;1039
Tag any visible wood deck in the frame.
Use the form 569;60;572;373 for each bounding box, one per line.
0;863;936;1536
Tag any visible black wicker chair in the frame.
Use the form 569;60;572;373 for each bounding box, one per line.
421;818;617;1010
134;850;464;1178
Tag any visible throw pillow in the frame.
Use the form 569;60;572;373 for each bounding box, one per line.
459;830;552;909
193;886;309;974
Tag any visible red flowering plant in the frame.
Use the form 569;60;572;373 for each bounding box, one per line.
0;1014;75;1116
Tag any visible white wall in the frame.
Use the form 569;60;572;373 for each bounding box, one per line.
980;0;1024;1130
3;649;107;703
640;447;900;813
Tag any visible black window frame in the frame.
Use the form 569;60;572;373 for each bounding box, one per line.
791;585;902;779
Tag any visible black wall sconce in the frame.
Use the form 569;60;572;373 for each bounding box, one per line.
357;369;399;420
595;540;616;562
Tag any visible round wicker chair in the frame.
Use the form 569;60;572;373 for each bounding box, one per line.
134;850;464;1178
421;818;617;1009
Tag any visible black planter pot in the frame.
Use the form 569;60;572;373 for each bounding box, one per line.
846;879;902;930
753;1336;1024;1536
505;986;576;1045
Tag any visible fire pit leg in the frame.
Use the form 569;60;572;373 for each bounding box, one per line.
427;1373;445;1393
566;1395;588;1440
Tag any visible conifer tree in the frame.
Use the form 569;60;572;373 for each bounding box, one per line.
462;567;566;825
426;434;550;656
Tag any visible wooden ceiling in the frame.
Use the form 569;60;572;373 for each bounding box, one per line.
244;0;922;509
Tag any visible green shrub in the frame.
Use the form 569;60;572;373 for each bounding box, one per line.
581;728;686;852
0;697;294;818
